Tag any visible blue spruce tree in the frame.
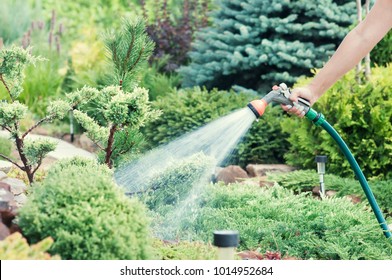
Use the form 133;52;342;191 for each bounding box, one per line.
179;0;356;91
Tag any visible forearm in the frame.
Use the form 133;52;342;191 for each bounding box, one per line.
308;0;392;99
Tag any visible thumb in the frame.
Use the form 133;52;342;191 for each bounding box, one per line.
289;88;301;103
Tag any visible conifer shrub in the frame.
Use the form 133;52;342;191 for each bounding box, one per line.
18;158;152;260
142;153;215;213
179;0;356;91
143;86;289;165
280;65;392;179
187;183;392;260
226;105;290;167
142;87;251;148
0;232;60;260
371;31;392;66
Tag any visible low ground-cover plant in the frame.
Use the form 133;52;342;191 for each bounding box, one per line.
142;152;215;214
153;239;216;260
18;158;152;260
137;153;215;240
180;183;392;260
268;170;392;216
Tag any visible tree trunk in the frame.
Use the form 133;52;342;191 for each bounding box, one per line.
105;124;117;169
14;136;34;184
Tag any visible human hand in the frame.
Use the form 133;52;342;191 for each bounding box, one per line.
281;86;317;118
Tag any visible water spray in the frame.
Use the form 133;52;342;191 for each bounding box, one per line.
247;83;391;240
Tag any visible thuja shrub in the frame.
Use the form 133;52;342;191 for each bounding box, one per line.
187;183;392;260
18;158;152;260
281;65;392;179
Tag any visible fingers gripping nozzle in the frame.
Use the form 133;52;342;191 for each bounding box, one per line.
247;83;311;118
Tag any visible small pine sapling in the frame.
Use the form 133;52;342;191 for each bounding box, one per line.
0;46;72;183
69;18;161;168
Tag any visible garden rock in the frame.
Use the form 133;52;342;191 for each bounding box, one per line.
216;165;248;184
0;171;8;181
0;160;12;173
0;182;11;192
326;190;337;197
246;164;295;177
345;194;361;204
1;178;27;195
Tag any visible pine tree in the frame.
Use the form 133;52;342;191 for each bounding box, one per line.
0;46;71;183
69;18;160;168
179;0;356;92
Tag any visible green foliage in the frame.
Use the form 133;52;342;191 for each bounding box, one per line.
143;87;251;148
139;59;180;101
0;137;12;158
142;153;216;213
226;105;290;166
0;46;41;100
0;101;28;126
139;153;216;241
179;0;356;91
184;183;392;260
268;170;392;216
104;18;155;92
23;138;57;166
71;18;160;168
0;0;34;44
371;30;392;66
18;158;152;260
281;65;392;179
0;46;72;183
153;239;217;260
0;232;60;260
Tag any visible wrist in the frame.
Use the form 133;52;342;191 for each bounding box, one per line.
307;82;324;104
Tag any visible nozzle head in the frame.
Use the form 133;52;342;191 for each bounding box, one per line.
247;99;268;118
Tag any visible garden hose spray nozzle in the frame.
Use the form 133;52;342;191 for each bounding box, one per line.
245;83;392;240
247;83;311;118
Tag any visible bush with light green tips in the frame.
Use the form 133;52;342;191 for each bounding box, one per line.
18;159;152;260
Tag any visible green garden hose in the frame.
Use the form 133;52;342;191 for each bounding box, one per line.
307;108;391;239
248;83;391;239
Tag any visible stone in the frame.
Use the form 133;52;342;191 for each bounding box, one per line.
246;164;296;177
345;194;361;204
14;194;27;207
259;176;275;188
0;171;7;181
0;182;11;192
326;190;337;197
0;222;10;240
216;165;249;184
312;186;321;195
0;160;12;173
1;178;27;195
